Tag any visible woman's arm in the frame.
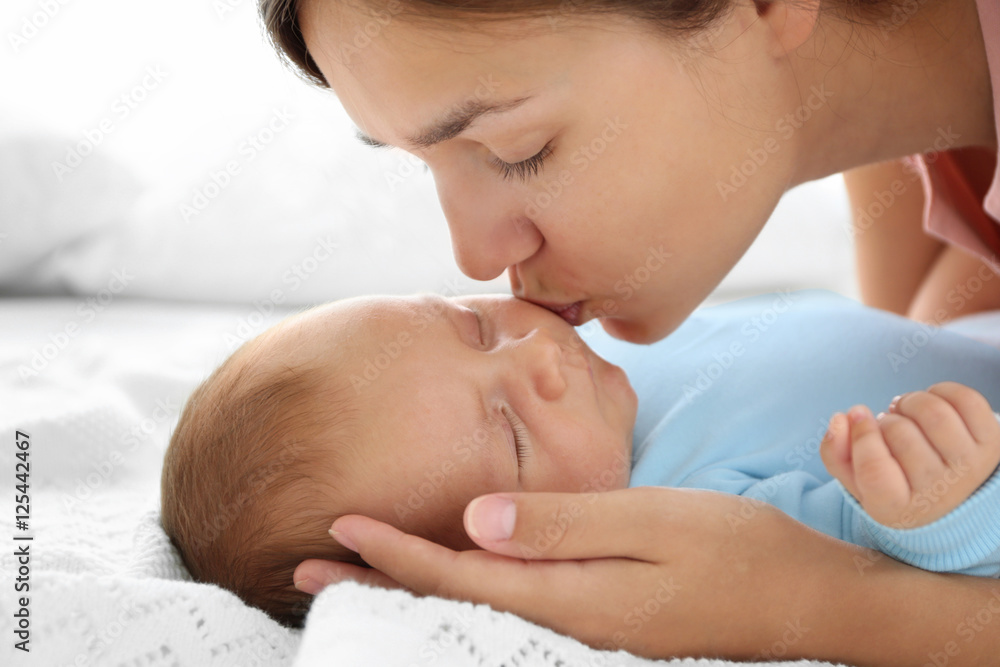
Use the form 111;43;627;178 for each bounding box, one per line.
908;243;1000;324
831;549;1000;667
844;159;1000;324
843;159;945;315
296;488;1000;665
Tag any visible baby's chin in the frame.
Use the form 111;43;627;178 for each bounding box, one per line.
588;443;633;493
622;437;634;489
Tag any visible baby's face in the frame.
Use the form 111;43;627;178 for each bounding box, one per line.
274;294;637;550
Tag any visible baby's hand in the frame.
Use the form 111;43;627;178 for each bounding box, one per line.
820;382;1000;528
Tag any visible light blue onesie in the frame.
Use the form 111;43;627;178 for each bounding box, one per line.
585;289;1000;577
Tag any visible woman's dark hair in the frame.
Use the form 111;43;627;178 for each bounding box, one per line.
259;0;898;89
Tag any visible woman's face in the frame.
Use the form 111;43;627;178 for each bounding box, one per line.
300;2;804;343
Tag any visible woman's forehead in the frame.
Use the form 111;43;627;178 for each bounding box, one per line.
300;4;638;137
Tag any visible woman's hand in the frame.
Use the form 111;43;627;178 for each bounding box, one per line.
294;487;904;661
295;488;1000;664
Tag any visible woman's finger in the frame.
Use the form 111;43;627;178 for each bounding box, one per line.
324;488;776;632
292;558;406;595
327;513;619;615
462;487;717;561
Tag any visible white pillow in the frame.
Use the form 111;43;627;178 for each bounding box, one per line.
0;118;144;293
0;0;508;304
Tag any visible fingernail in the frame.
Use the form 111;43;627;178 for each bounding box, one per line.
329;528;358;553
888;394;903;412
876;411;886;421
822;413;840;442
466;495;516;542
848;406;870;425
294;576;322;595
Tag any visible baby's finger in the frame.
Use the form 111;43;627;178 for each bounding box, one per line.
894;390;974;467
293;558;407;595
848;406;910;509
926;382;1000;447
820;413;860;500
877;413;948;491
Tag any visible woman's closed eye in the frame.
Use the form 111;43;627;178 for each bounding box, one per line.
490;142;554;183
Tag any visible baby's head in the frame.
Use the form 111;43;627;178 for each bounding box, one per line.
160;294;636;625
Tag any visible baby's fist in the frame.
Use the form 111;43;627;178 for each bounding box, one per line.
820;382;1000;528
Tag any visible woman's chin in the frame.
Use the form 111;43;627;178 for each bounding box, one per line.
598;316;652;344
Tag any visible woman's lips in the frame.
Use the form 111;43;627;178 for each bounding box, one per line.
535;300;584;326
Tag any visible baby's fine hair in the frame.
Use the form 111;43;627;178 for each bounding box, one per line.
160;331;363;627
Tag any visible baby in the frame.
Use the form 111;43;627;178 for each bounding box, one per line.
160;290;1000;628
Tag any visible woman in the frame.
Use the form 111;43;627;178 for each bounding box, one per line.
263;0;1000;663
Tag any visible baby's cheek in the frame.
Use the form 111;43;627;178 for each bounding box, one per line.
539;435;627;494
584;434;631;492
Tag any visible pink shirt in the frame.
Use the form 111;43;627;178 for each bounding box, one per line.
906;0;1000;273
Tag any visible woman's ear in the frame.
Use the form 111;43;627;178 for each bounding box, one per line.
754;0;821;58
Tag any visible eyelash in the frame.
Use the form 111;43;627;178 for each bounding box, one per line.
501;404;530;469
468;307;526;468
490;142;554;183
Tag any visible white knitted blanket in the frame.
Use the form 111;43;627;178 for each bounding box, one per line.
0;298;851;666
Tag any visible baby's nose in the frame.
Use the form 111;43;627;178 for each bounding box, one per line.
522;328;567;401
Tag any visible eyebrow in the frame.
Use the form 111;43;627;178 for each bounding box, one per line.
436;300;514;476
354;95;533;151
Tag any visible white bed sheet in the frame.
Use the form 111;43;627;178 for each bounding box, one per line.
0;296;881;666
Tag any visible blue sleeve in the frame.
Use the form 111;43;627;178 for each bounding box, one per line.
680;468;854;542
839;462;1000;578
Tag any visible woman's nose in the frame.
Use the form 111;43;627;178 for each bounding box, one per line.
517;328;568;402
437;182;543;281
